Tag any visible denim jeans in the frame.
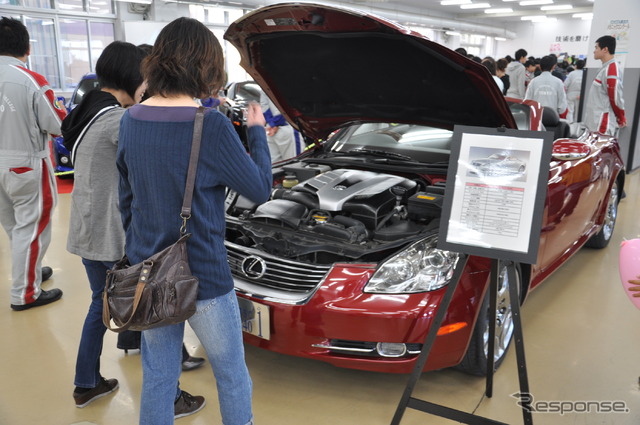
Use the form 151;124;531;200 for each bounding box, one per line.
139;289;253;425
74;259;115;388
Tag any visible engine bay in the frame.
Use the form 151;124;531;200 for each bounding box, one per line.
225;162;445;264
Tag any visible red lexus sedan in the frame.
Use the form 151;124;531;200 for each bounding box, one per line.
221;3;624;375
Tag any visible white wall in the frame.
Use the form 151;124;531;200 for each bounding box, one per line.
497;18;592;60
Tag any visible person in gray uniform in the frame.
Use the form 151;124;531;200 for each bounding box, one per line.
0;17;67;311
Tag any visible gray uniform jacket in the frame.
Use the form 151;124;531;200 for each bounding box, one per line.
505;61;526;100
524;71;568;116
0;56;65;163
66;108;126;261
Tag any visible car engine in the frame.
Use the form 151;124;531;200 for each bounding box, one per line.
225;162;445;265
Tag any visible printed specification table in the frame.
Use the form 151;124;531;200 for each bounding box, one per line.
460;182;524;237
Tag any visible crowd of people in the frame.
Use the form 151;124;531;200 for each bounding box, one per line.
457;36;626;135
0;10;629;425
1;16;267;425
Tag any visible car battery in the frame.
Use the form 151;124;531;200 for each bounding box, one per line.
407;192;444;220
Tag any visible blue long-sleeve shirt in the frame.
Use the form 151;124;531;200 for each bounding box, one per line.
117;105;272;300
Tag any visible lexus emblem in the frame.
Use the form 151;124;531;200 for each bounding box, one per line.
240;255;267;280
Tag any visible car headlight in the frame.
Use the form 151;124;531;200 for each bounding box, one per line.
364;237;460;294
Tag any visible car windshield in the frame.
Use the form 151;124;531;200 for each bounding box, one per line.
72;77;100;107
488;153;508;160
327;123;453;164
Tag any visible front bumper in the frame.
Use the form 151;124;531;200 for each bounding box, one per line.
234;258;490;374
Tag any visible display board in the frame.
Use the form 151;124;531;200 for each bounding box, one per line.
438;125;553;264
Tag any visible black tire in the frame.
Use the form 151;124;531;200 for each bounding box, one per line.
585;181;619;249
455;263;522;376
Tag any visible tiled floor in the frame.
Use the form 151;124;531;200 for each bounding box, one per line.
2;171;640;425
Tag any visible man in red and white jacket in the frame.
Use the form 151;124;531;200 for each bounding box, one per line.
0;17;67;310
584;35;626;136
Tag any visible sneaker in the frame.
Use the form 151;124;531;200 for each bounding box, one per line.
11;288;63;311
174;390;206;419
42;266;53;282
182;355;205;371
73;377;119;408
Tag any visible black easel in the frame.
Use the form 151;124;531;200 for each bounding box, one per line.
391;257;533;425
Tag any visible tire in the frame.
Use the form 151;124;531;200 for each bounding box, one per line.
585;181;619;249
456;263;521;376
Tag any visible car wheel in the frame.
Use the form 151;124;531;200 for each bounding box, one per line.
585;181;619;249
455;263;521;376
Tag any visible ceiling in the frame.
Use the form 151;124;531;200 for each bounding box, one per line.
333;0;594;23
228;0;594;24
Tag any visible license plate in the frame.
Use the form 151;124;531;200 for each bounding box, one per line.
237;297;270;340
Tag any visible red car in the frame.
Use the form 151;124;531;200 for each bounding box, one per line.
222;3;624;375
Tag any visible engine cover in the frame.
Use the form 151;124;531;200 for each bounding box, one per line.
294;169;415;211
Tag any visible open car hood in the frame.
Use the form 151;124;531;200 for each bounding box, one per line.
224;2;517;141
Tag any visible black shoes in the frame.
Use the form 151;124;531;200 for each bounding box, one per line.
11;288;63;311
42;266;53;282
174;390;206;419
182;355;206;371
73;377;119;408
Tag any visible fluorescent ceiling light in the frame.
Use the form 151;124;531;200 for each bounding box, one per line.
445;31;462;36
460;3;491;9
572;12;593;19
485;7;513;13
541;4;573;10
441;0;471;4
502;0;519;2
495;37;507;41
519;0;553;5
522;15;557;22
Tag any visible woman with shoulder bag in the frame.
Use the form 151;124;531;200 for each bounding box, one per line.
117;18;272;425
64;41;205;417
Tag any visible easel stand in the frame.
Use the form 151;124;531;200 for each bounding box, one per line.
391;257;533;425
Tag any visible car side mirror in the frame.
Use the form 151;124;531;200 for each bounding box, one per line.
551;139;590;161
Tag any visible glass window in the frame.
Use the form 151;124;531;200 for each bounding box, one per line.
22;0;52;8
89;21;114;69
88;0;113;15
227;8;243;23
207;6;225;24
59;19;89;89
24;16;59;88
58;0;83;12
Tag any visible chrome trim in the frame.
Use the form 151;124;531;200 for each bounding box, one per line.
311;343;376;353
311;342;422;356
226;240;332;304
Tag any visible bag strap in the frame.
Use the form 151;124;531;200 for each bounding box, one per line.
180;106;205;234
102;260;153;333
70;105;118;165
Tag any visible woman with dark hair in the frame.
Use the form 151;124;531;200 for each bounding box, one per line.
496;58;510;95
63;41;150;408
482;56;504;93
117;17;271;425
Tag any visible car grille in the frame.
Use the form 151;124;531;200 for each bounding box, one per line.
225;242;332;293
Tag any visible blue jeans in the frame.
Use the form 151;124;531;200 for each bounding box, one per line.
139;290;253;425
74;259;115;388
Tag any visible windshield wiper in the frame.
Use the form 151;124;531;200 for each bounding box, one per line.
346;148;413;161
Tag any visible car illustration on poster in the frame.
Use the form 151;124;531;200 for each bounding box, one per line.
469;150;527;178
222;3;624;375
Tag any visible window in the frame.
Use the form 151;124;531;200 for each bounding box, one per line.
89;21;114;69
59;19;89;88
2;1;115;90
24;16;59;88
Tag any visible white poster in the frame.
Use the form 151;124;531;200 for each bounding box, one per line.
446;133;545;253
